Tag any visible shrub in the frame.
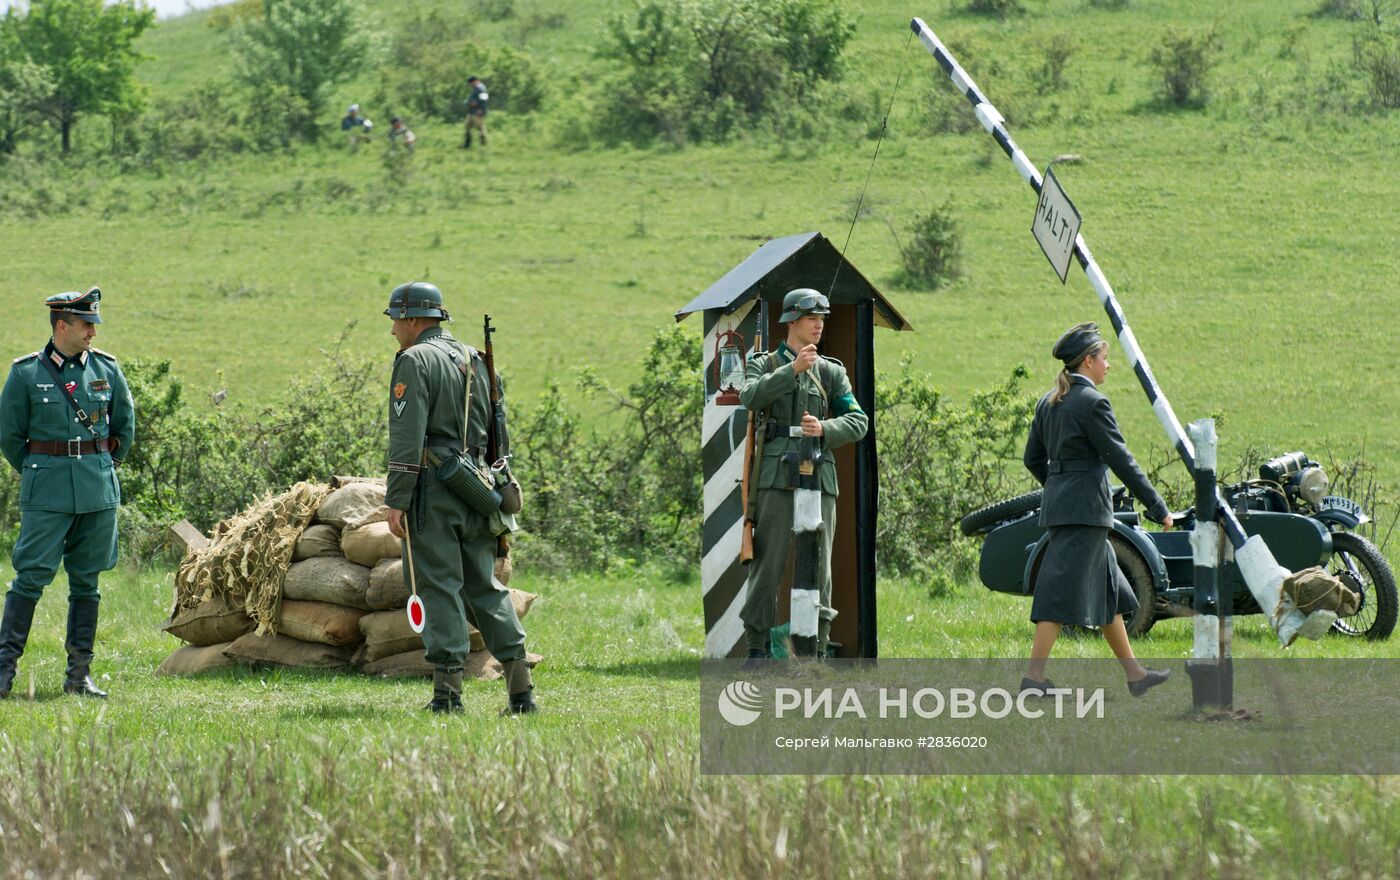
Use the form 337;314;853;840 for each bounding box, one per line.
964;0;1026;16
513;326;702;574
896;202;964;290
875;361;1037;576
1354;26;1400;109
1034;31;1077;92
230;0;380;142
593;0;854;146
1148;28;1222;108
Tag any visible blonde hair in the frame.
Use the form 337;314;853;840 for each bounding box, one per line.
1050;340;1108;405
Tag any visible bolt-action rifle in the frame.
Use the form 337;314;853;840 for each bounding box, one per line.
740;297;770;564
483;314;510;560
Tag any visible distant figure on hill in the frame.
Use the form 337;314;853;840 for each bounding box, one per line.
389;116;416;154
342;103;373;151
463;76;488;149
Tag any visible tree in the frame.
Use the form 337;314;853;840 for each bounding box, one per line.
0;17;53;155
9;0;154;154
230;0;378;142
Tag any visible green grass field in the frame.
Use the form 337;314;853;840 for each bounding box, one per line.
2;563;1399;876
4;0;1400;874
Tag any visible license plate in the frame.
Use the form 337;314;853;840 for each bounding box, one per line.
1320;496;1365;519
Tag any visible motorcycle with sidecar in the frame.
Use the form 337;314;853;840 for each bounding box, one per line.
960;451;1397;640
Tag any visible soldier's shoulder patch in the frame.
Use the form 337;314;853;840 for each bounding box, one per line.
12;351;39;364
393;382;407;400
90;347;118;362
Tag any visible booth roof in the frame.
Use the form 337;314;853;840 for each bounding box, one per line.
674;231;912;332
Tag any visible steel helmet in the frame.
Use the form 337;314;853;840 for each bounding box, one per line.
384;281;451;320
778;288;830;323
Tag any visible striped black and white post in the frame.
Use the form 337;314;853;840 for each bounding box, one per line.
1185;419;1233;708
701;299;760;657
911;16;1336;645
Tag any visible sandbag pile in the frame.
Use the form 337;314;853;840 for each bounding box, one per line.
160;477;539;681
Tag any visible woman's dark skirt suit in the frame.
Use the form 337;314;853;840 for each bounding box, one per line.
1022;360;1169;627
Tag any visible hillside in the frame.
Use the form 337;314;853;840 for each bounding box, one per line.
2;0;1398;485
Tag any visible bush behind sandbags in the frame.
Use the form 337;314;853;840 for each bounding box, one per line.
282;556;373;610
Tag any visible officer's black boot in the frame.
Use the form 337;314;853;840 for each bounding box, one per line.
501;659;536;715
0;593;39;699
63;598;108;698
426;667;464;714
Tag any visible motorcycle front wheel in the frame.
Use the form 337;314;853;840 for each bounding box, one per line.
1329;532;1398;640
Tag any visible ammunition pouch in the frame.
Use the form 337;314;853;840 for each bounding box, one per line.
430;448;502;517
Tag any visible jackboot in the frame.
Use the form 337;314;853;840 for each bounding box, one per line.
426;667;464;714
500;658;536;715
790;635;818;658
0;593;39;699
63;598;107;698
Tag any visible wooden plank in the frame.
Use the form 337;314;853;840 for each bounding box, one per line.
169;519;209;553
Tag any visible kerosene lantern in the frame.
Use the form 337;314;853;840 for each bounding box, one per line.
714;330;746;406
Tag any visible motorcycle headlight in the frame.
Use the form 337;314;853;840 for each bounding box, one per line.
1296;466;1330;508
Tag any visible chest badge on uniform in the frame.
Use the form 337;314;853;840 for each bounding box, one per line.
393;382;407;400
393;400;407;418
36;383;54;391
64;381;77;394
89;379;110;392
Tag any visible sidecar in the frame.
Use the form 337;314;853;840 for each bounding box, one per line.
963;488;1378;638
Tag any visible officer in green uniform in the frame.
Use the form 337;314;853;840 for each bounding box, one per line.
740;289;868;660
381;281;536;715
0;288;135;699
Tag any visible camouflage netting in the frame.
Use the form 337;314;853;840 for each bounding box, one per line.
174;480;332;634
162;476;540;683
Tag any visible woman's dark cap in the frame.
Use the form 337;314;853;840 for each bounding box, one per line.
1053;322;1102;364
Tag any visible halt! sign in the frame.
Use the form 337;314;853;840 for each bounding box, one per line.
1031;165;1081;284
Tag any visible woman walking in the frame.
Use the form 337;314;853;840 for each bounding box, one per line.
1021;322;1173;697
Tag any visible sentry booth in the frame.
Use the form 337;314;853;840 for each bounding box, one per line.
675;232;912;658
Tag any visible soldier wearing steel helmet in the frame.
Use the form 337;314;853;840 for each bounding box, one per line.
739;288;868;660
381;281;536;715
0;288;135;700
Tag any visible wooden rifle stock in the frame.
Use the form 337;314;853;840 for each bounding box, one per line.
739;295;769;564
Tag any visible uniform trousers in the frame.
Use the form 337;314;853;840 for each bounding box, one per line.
8;508;117;601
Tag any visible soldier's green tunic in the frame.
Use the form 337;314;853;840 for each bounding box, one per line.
386;325;525;669
739;342;868;635
0;343;135;601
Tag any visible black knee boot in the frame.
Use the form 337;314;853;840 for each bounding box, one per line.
0;593;39;699
63;598;107;698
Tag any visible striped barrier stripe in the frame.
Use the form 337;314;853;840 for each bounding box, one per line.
912;16;1250;550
